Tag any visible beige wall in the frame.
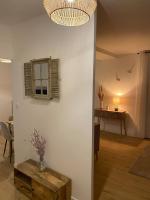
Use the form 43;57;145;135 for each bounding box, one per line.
0;63;12;121
12;15;95;200
0;24;13;122
95;54;139;136
0;24;13;59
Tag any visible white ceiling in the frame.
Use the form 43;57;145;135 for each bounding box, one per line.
97;0;150;57
0;0;149;57
0;0;45;25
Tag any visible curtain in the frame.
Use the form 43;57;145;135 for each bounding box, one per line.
135;52;149;138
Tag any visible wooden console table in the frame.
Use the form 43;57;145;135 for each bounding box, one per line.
14;159;71;200
95;109;127;135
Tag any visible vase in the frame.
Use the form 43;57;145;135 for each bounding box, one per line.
39;156;46;172
100;101;103;110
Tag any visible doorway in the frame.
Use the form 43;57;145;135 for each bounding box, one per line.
93;1;150;200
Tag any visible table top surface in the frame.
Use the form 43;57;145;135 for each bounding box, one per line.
95;108;126;114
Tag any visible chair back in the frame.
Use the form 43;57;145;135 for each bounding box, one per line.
0;122;12;141
8;116;13;121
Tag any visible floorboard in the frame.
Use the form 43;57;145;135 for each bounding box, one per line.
94;132;150;200
0;136;28;200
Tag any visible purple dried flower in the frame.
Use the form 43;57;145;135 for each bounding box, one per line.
31;129;46;161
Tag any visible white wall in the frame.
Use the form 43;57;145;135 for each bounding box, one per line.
0;24;13;121
95;55;139;136
12;15;95;200
0;63;12;121
0;24;13;59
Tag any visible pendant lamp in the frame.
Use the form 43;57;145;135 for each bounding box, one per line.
43;0;97;26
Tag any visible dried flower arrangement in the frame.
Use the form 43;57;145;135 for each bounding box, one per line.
31;129;46;171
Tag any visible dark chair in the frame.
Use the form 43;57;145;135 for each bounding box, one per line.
0;122;13;163
94;123;100;160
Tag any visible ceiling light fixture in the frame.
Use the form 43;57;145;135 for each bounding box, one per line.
43;0;97;26
67;0;75;2
0;58;12;63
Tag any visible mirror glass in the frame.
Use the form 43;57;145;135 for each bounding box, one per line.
41;63;48;79
32;59;50;99
35;80;41;94
42;80;48;95
34;64;41;79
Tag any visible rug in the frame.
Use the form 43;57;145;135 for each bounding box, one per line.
130;145;150;179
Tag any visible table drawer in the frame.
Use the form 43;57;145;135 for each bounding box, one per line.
32;180;58;200
14;177;32;199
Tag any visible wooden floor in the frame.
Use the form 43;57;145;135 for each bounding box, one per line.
94;132;150;200
1;132;150;200
0;136;28;200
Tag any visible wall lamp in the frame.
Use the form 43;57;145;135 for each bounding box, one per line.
0;58;12;63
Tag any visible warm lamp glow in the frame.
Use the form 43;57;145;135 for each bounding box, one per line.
113;97;120;105
113;97;120;109
113;97;120;111
116;92;123;97
67;0;75;2
43;0;97;26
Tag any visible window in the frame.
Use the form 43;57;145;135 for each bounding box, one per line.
24;57;59;100
32;59;50;99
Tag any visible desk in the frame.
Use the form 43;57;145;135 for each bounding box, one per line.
95;109;127;135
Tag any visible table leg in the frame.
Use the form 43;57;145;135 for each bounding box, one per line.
9;140;13;163
3;140;7;156
120;119;123;135
123;118;127;136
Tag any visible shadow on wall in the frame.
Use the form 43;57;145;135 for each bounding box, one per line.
126;113;138;138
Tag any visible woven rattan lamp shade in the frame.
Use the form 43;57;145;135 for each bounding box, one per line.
43;0;97;26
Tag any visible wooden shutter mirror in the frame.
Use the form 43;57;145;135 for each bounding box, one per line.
24;57;60;100
51;59;59;99
24;62;32;96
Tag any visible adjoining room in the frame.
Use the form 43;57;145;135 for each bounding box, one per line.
94;1;150;200
0;0;96;200
0;59;14;198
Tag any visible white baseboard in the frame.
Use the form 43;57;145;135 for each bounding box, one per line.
71;196;79;200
